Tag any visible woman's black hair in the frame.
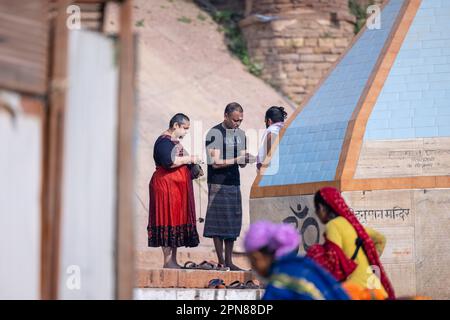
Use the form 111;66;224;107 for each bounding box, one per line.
169;113;190;128
314;190;338;220
265;106;287;123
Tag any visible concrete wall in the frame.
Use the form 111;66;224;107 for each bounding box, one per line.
250;194;325;255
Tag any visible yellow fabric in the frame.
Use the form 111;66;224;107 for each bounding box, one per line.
325;216;388;298
342;282;386;300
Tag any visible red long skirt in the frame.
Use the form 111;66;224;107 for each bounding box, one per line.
147;165;199;247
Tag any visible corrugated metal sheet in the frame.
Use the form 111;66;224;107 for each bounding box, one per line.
53;2;105;31
78;2;105;31
0;94;42;299
0;0;49;95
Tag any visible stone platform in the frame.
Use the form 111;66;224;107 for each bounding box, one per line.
134;288;264;300
136;268;259;289
136;251;252;270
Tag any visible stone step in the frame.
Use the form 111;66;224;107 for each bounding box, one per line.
136;268;259;289
134;288;265;300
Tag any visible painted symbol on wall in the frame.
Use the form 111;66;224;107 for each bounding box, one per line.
290;203;309;219
283;203;320;252
282;216;299;229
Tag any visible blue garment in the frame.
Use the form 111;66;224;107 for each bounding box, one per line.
262;254;350;300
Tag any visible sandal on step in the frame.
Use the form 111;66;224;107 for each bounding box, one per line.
207;278;226;289
215;263;230;271
182;261;198;269
197;260;216;270
244;280;260;289
202;261;231;271
227;280;246;289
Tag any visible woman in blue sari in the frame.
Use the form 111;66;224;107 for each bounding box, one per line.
244;221;349;300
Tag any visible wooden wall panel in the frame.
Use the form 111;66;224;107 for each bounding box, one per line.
0;0;49;95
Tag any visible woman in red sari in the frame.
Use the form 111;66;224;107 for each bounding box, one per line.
148;113;202;268
306;187;396;299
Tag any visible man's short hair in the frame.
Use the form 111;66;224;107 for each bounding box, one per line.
224;102;243;115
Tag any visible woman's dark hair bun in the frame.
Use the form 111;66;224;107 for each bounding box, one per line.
265;106;287;123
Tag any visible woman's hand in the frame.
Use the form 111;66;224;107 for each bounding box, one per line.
245;153;257;164
189;155;203;165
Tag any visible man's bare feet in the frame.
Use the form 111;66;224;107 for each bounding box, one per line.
163;261;181;269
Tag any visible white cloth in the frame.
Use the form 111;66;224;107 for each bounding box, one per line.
257;122;284;165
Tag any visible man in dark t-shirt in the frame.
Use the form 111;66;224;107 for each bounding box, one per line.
205;123;246;185
204;102;256;271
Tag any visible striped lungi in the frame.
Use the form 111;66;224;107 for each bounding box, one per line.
203;183;242;241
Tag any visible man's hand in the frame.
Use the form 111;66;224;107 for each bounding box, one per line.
244;153;257;164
